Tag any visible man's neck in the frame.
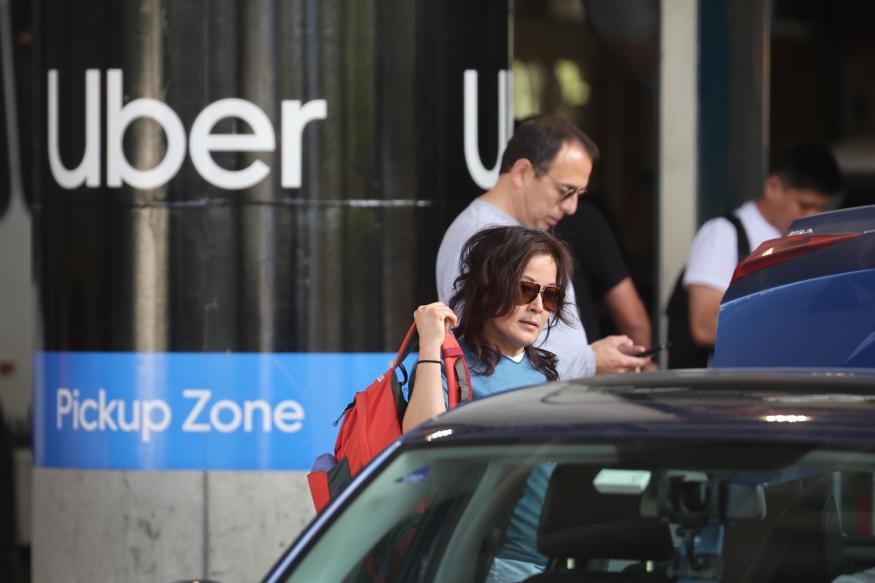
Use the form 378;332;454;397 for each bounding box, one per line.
479;182;523;223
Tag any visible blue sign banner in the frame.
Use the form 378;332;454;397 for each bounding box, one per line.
34;351;405;470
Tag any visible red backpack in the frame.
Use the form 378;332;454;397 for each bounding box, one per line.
307;324;472;512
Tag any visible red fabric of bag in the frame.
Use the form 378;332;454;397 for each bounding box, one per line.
307;471;331;512
335;384;406;477
308;323;470;512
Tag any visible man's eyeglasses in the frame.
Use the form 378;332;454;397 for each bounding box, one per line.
517;281;564;312
546;175;587;201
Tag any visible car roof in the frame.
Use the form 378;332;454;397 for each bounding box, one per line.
789;203;875;233
404;369;875;447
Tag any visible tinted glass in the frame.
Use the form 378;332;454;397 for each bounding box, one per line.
277;440;875;583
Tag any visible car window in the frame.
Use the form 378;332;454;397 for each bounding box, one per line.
339;462;485;582
276;442;875;583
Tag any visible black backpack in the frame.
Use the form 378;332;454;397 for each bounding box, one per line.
666;214;750;368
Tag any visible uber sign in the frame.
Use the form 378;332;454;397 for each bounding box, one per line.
47;68;512;192
47;69;328;190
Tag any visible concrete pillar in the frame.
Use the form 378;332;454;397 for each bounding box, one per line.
1;2;32;578
0;0;33;441
658;0;699;359
32;0;509;581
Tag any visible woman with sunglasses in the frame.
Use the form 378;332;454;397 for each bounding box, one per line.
403;225;573;431
402;225;582;582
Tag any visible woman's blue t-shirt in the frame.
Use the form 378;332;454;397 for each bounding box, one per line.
440;343;547;403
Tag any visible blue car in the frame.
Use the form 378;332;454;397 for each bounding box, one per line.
715;205;875;368
263;370;875;583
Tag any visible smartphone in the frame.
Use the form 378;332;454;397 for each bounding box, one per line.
633;341;671;358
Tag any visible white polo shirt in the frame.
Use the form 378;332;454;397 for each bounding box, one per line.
683;201;781;293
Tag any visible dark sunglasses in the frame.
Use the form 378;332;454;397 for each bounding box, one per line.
517;281;564;312
546;174;588;201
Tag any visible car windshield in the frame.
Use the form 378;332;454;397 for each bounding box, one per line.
280;440;875;583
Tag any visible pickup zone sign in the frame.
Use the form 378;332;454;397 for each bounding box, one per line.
35;351;396;470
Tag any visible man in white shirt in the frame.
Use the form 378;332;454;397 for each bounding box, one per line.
436;115;650;379
684;143;843;350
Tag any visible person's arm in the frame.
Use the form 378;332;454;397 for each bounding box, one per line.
682;217;739;348
401;302;457;433
687;283;723;347
602;277;652;349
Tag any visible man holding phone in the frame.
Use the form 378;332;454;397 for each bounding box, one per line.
436;115;651;377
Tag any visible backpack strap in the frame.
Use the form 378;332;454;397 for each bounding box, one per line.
665;212;751;369
722;213;751;261
391;324;419;369
442;329;472;408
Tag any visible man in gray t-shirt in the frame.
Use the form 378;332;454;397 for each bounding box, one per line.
436;116;650;379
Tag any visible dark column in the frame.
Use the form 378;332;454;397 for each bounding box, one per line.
33;0;509;580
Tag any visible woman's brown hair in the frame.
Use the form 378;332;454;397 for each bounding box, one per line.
449;226;574;381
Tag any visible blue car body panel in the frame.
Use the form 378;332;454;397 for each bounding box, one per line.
715;268;875;367
716;205;875;368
